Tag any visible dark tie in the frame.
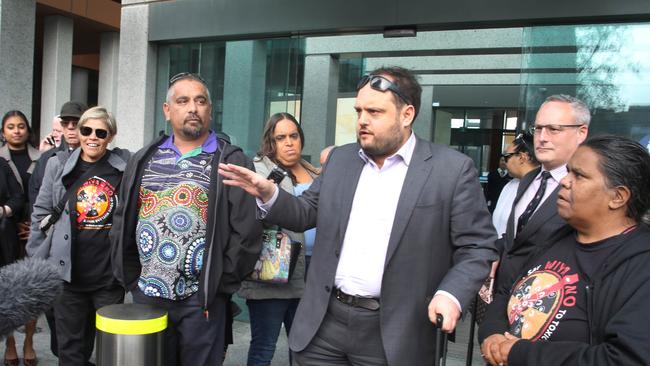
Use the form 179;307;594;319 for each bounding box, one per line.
517;171;552;234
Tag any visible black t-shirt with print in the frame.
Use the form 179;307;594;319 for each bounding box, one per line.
506;233;624;343
63;155;121;290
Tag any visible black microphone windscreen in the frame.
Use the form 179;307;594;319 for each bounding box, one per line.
0;258;63;336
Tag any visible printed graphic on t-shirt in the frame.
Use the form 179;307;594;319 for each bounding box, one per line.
507;260;579;340
76;176;117;229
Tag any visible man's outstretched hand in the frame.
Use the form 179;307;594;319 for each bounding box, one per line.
218;163;277;202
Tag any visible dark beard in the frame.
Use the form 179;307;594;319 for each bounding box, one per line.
181;121;205;139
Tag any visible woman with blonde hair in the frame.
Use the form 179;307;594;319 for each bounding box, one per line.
27;106;130;366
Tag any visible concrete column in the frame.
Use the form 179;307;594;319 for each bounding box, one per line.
0;0;35;122
433;109;452;146
222;40;267;157
115;3;157;151
40;15;73;134
300;54;339;163
98;31;119;113
71;67;89;104
413;85;434;140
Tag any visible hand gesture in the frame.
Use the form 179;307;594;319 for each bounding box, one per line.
218;163;277;202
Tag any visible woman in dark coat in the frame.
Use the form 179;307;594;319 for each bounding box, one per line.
0;158;24;266
1;110;39;365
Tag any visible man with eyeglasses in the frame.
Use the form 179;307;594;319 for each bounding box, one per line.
110;72;262;366
479;95;590;350
219;66;498;365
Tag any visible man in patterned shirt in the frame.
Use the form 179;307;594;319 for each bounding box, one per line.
111;73;262;365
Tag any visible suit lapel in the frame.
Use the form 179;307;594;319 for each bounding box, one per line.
336;149;365;247
513;186;560;247
505;168;540;247
384;138;433;266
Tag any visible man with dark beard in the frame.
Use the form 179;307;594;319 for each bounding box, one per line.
219;66;498;366
110;73;262;366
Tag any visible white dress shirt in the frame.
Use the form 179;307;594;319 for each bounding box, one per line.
513;165;567;236
492;178;519;238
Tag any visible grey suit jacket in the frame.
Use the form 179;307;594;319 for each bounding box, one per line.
264;135;498;365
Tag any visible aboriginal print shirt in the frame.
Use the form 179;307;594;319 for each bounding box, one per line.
136;133;217;300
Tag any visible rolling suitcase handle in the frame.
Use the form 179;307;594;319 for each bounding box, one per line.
434;313;448;366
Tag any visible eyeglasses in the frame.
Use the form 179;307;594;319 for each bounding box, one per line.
60;118;79;128
79;126;109;139
356;75;411;105
528;124;584;136
501;152;519;163
169;72;207;86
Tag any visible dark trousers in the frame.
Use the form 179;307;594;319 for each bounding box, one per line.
246;298;299;366
132;289;227;366
53;284;125;366
292;294;388;366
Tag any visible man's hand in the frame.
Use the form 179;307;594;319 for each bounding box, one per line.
218;163;277;202
39;134;56;151
17;221;31;241
428;294;460;333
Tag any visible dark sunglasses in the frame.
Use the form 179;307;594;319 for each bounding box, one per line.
79;126;109;139
60;118;79;128
169;72;207;86
501;152;519;163
356;75;411;105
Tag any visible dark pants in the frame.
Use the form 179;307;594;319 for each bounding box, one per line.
132;289;227;366
292;294;388;366
246;298;299;366
53;284;124;366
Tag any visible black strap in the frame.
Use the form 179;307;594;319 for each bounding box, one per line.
41;156;105;232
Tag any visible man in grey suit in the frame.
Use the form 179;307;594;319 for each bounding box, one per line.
220;66;498;365
479;94;590;352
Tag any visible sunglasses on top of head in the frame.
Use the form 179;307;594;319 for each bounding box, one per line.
168;72;207;86
356;74;412;105
79;126;109;139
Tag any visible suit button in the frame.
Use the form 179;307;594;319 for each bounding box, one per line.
59;260;65;266
335;249;340;258
64;208;69;214
64;234;68;240
325;286;331;292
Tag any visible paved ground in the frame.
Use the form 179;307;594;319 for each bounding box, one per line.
1;295;484;366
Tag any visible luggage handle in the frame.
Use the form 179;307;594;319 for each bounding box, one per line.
434;313;448;366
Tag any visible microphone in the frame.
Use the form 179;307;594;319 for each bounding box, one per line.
0;258;63;337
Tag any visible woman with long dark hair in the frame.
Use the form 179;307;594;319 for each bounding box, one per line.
1;110;41;366
481;135;650;365
238;112;319;366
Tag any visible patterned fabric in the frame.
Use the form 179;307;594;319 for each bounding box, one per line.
136;147;213;300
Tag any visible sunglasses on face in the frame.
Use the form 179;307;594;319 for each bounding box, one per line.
60;118;79;128
356;75;412;105
169;72;207;86
79;126;109;139
501;152;519;163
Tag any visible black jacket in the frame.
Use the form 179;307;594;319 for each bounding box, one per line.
0;159;24;266
110;135;262;312
28;140;71;208
480;226;650;366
